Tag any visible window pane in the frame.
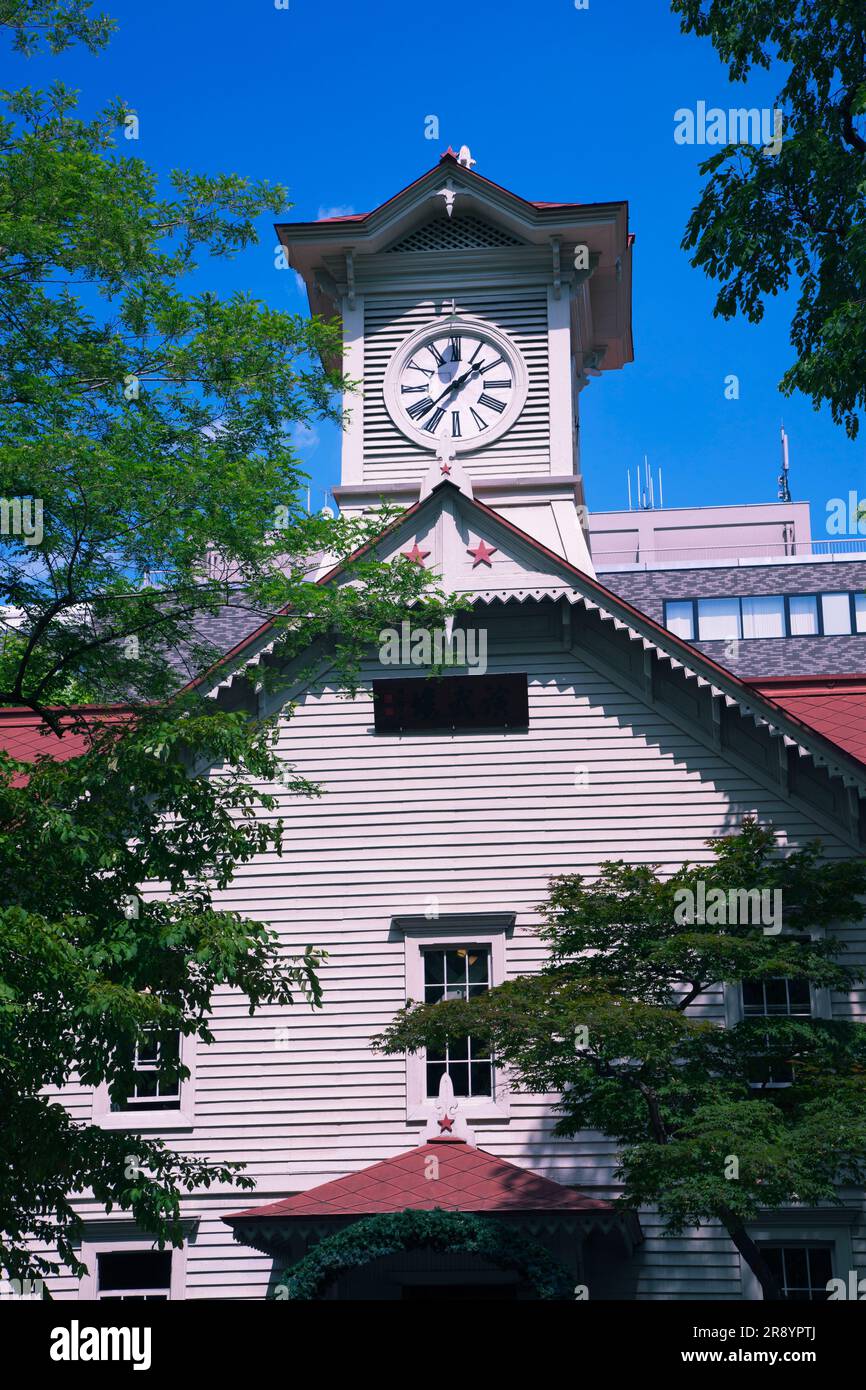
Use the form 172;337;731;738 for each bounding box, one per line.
426;1060;447;1095
763;979;789;1014
697;598;742;641
445;951;467;985
741;596;785;639
741;980;765;1014
807;1248;833;1292
665;601;694;640
821;593;852;634
855;594;866;633
470;1063;493;1096
787;978;812;1014
448;1062;470;1096
97;1251;171;1293
783;1247;809;1290
467;951;489;985
424;952;444;984
789;595;818;636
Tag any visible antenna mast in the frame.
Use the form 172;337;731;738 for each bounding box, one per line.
778;425;792;502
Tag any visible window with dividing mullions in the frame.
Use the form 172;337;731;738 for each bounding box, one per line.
422;946;493;1098
112;1029;181;1112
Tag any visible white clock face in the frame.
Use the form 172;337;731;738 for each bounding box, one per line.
383;317;528;452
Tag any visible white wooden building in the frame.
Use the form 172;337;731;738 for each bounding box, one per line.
44;151;866;1301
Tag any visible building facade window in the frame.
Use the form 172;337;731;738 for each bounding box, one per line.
372;674;529;733
392;913;513;1122
112;1030;182;1112
97;1250;173;1301
758;1245;833;1301
665;591;866;641
92;1031;195;1131
78;1234;188;1300
741;973;813;1085
422;947;492;1098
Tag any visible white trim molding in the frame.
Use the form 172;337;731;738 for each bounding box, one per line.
392;913;514;1122
91;1032;196;1133
740;1209;858;1301
78;1227;189;1301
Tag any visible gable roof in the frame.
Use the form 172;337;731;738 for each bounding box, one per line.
7;487;866;824
224;1137;614;1222
190;481;866;798
278;150;634;371
747;677;866;767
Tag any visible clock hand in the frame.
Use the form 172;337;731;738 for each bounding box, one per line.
427;358;492;408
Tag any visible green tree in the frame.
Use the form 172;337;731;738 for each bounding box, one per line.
377;820;866;1301
0;0;114;55
672;0;866;436
0;3;450;1280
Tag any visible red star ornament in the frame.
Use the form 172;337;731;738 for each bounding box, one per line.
401;542;430;566
467;539;497;567
438;1113;455;1133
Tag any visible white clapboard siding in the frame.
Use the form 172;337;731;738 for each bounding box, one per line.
40;611;866;1300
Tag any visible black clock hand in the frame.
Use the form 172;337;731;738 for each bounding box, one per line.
428;359;492;408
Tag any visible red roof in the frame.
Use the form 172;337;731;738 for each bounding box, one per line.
0;706;132;781
748;677;866;767
225;1139;613;1222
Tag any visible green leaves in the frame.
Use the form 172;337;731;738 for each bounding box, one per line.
0;1;115;56
376;818;866;1297
672;0;866;436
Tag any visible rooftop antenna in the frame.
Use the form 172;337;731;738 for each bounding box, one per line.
627;468;633;510
778;424;792;502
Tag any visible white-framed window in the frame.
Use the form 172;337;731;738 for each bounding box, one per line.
422;946;493;1099
92;1031;195;1131
392;913;513;1122
78;1232;187;1301
723;934;831;1088
759;1245;833;1301
739;1217;856;1301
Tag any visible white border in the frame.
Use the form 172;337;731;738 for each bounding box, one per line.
396;916;511;1122
78;1231;187;1301
91;1032;196;1132
382;316;528;453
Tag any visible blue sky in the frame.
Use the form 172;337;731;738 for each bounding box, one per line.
13;0;864;535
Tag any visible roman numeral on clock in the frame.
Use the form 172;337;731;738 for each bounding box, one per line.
483;379;511;390
423;408;445;433
407;397;435;420
451;411;461;438
478;392;506;414
401;384;428;394
449;336;462;362
427;342;446;367
406;359;434;378
470;408;488;432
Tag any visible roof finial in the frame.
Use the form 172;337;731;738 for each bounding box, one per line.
457;144;476;169
421;1072;476;1143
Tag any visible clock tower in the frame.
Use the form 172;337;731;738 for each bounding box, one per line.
278;149;633;576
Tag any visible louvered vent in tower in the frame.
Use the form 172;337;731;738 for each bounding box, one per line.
386;216;523;253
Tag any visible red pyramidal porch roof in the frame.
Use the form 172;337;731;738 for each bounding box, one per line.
225;1139;613;1222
